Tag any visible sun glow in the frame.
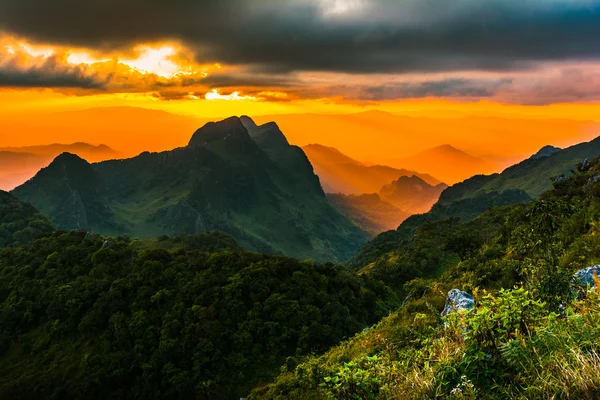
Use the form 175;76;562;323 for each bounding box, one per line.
67;52;110;65
120;46;187;78
321;0;365;16
205;89;257;101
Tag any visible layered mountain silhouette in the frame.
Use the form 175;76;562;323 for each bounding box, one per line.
385;144;496;185
12;117;367;262
0;143;119;190
354;137;600;255
0;142;119;161
303;144;441;194
327;193;409;236
379;175;449;214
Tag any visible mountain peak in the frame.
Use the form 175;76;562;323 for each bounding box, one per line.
240;115;258;130
530;145;562;160
51;152;90;167
188;117;252;148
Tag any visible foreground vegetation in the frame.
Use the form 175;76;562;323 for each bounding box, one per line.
253;157;600;399
0;231;391;398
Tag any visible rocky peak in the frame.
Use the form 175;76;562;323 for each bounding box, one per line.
247;122;290;150
239;115;258;130
188;117;253;148
441;289;475;316
530;145;561;160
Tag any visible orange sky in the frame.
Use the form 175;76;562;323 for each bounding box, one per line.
1;35;600;170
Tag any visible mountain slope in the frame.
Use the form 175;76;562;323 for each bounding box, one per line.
0;190;54;247
348;138;600;269
386;144;497;184
438;137;600;207
0;231;388;399
254;154;600;400
303;144;441;194
13;117;366;262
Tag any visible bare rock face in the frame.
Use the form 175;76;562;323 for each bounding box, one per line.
442;289;475;316
573;266;599;291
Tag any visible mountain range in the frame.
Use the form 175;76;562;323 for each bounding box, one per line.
0;143;119;190
348;136;600;267
12;117;367;262
384;144;496;184
303;143;441;194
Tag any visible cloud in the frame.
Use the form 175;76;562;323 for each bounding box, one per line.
0;50;104;88
0;0;599;74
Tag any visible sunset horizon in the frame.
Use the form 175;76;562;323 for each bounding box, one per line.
2;1;600;398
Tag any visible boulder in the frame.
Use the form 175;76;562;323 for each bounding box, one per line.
552;175;569;184
580;158;591;172
585;175;600;192
441;289;475;316
573;266;599;291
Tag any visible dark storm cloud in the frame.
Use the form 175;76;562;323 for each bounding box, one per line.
350;78;513;100
0;55;104;88
0;0;599;74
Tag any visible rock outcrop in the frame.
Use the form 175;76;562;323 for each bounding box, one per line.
441;289;475;316
573;266;599;291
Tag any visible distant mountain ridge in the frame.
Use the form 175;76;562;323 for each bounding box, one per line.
327;193;409;236
0;143;119;191
379;175;449;214
348;138;600;267
12;117;366;262
303;144;441;194
385;144;496;185
0;142;119;160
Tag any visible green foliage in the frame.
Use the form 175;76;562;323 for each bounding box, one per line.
461;287;548;353
0;230;388;399
0;190;54;248
321;355;396;400
256;155;600;399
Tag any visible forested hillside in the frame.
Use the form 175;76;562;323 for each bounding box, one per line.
0;230;391;399
254;156;600;399
0;190;54;247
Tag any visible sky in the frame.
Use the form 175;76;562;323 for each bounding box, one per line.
1;0;600;150
1;1;600;110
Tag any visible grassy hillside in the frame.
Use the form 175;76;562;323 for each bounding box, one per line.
439;136;600;205
253;156;600;399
